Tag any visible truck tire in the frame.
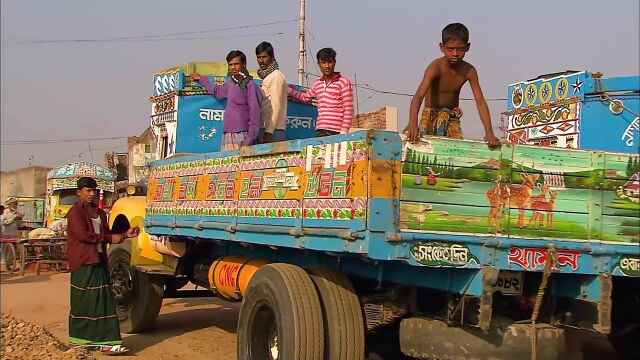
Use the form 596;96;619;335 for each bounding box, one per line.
308;267;365;360
108;247;164;333
237;263;324;360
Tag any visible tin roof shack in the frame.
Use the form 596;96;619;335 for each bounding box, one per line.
0;165;51;200
505;71;639;153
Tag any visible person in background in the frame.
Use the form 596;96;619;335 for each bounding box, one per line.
66;177;139;355
288;47;354;137
192;50;262;150
1;197;23;238
256;41;288;143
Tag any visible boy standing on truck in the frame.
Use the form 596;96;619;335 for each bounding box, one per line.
192;50;262;150
67;177;138;355
288;48;354;137
405;23;500;148
255;41;288;143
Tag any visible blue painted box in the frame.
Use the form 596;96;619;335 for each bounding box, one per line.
505;71;639;153
149;65;318;157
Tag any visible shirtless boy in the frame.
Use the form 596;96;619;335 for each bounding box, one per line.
406;23;500;148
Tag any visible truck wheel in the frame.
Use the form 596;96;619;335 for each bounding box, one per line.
237;263;323;360
108;247;164;333
1;243;17;273
308;267;365;360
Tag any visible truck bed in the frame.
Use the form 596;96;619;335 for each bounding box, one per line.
144;130;639;298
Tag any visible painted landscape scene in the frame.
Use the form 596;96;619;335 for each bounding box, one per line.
399;139;640;243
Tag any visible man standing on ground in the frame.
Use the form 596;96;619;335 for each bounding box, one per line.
1;197;23;238
66;177;138;355
255;41;288;143
192;50;262;150
288;48;354;137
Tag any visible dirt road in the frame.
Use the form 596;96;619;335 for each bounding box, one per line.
1;270;624;360
1;271;239;360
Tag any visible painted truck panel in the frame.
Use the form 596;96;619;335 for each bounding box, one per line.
144;131;639;289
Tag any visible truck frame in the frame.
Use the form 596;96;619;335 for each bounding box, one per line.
107;68;639;360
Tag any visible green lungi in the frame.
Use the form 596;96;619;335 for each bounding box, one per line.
68;264;122;346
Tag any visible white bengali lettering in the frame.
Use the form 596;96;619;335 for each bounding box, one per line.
621;257;639;272
287;116;313;129
621;117;639;147
200;108;224;121
413;244;469;265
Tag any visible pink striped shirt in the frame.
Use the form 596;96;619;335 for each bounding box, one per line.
289;73;354;133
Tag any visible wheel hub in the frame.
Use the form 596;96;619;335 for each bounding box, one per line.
110;260;133;318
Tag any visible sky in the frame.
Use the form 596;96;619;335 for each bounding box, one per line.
1;0;639;172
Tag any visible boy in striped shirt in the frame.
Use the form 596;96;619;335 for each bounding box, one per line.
288;48;354;137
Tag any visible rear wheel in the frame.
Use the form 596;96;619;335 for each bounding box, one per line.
108;247;164;333
237;263;324;360
1;243;17;273
308;267;365;360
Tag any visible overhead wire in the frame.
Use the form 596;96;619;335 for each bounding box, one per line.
1;136;129;146
305;72;507;101
12;19;296;45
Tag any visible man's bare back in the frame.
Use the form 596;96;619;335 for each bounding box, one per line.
423;57;473;109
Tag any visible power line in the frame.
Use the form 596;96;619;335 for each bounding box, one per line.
72;32;287;43
1;136;128;145
12;19;296;45
305;72;507;101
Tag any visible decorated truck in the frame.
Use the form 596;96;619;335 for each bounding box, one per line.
45;161;116;225
107;67;639;360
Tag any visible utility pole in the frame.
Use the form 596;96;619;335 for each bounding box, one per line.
354;73;359;115
298;0;306;85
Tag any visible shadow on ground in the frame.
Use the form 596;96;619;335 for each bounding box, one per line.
122;297;240;355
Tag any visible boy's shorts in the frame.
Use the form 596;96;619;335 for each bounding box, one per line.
419;107;463;139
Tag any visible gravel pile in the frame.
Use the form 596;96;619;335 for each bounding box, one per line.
1;313;95;360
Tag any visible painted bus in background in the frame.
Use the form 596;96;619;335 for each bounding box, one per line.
45;161;116;225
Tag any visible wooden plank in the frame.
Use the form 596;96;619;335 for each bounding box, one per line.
601;214;640;243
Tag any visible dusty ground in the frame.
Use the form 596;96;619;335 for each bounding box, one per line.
0;268;626;360
1;270;239;360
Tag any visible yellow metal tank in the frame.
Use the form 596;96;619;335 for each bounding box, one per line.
207;256;270;301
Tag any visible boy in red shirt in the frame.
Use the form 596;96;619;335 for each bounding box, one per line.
288;48;354;137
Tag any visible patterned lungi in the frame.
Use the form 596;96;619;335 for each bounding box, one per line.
419;107;464;139
68;264;122;347
221;131;248;151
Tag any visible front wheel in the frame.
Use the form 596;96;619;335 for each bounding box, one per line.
237;263;324;360
108;247;164;333
1;243;17;273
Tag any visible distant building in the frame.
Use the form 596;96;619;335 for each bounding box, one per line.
105;126;156;192
349;106;398;132
0;165;51;200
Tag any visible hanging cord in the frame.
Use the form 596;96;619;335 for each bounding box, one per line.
529;244;558;360
593;72;640;118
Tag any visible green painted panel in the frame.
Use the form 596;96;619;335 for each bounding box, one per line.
400;138;639;244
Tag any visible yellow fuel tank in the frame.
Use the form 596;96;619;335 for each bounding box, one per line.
207;256;270;301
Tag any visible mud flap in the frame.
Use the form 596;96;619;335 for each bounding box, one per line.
399;316;565;360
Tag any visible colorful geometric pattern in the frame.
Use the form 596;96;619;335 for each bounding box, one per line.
302;197;367;220
241;153;305;171
147;139;371;221
150;157;239;178
238;200;301;218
